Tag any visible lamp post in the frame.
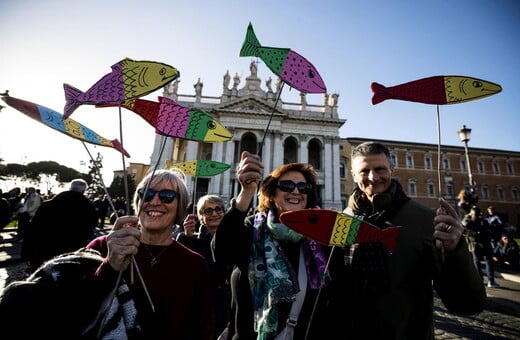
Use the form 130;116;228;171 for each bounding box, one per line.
457;124;474;192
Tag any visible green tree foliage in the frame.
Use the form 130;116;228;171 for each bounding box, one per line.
0;160;89;189
108;173;136;202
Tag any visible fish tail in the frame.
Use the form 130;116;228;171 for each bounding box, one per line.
370;82;390;105
111;139;130;157
380;226;403;253
239;22;261;57
63;83;83;119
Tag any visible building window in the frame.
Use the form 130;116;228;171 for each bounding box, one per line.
477;160;485;173
406;154;414;168
443;158;450;170
408;179;417;196
424;156;432;170
308;138;322;170
481;185;489;200
492;161;500;174
497;186;505;201
512;187;519;201
283;137;298;164
340;162;346;178
427;181;435;197
460;159;467;172
390;154;397;167
507;161;514;175
446;183;454;196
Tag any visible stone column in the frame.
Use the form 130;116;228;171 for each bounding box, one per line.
299;135;308;164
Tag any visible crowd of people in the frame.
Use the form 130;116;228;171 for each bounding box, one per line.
0;141;518;339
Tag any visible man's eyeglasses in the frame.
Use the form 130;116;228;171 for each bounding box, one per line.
202;206;224;216
276;180;312;194
138;188;177;204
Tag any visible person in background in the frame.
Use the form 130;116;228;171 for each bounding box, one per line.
16;187;42;240
493;234;520;270
179;194;231;339
213;151;342;339
485;206;506;248
21;178;98;272
0;190;11;236
87;169;215;339
334;141;486;339
461;206;500;288
94;194;110;229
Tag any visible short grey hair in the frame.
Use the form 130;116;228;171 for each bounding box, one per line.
196;194;225;220
69;179;88;193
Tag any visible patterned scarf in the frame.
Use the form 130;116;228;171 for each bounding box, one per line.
248;208;330;340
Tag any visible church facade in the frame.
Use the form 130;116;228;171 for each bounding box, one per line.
150;62;346;210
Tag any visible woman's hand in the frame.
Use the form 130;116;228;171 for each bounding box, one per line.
183;214;198;237
106;215;141;271
235;151;263;212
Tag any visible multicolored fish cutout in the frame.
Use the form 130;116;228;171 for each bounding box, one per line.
279;209;403;253
100;96;233;143
1;94;130;157
371;75;502;105
165;159;231;176
63;58;180;119
240;22;326;94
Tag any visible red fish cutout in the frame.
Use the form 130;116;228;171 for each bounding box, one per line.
371;75;502;105
279;209;403;253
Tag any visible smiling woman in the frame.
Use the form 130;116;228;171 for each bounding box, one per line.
86;168;215;339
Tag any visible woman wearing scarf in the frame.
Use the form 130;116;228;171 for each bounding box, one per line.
213;151;338;340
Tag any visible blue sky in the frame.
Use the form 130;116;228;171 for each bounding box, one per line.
1;0;518;190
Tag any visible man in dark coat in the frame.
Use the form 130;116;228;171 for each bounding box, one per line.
22;178;98;272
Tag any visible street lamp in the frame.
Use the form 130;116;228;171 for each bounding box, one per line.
457;124;474;192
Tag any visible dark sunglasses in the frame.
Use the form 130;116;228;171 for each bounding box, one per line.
138;188;177;203
202;206;224;216
276;180;312;194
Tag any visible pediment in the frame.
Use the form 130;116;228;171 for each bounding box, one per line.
214;96;284;116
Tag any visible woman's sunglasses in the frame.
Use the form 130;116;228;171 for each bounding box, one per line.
138;188;177;203
202;206;224;216
276;180;312;194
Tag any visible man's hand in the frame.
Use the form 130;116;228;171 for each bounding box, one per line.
434;198;464;252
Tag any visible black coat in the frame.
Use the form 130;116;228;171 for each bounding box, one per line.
22;190;98;270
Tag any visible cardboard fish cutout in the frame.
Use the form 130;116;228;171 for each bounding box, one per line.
63;58;180;119
279;209;403;253
371;75;502;105
165;159;231;177
240;22;326;94
2;95;130;157
100;96;233;143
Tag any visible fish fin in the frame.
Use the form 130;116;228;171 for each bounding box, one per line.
380;226;403;253
158;96;177;105
370;82;390;105
111;139;130;157
239;22;261;57
63;83;83;119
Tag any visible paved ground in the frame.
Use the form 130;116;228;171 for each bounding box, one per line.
1;228;519;339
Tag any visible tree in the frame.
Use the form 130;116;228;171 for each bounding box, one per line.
0;160;88;193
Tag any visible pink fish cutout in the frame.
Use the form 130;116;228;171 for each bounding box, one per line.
240;22;326;94
63;58;180;119
98;97;233;143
